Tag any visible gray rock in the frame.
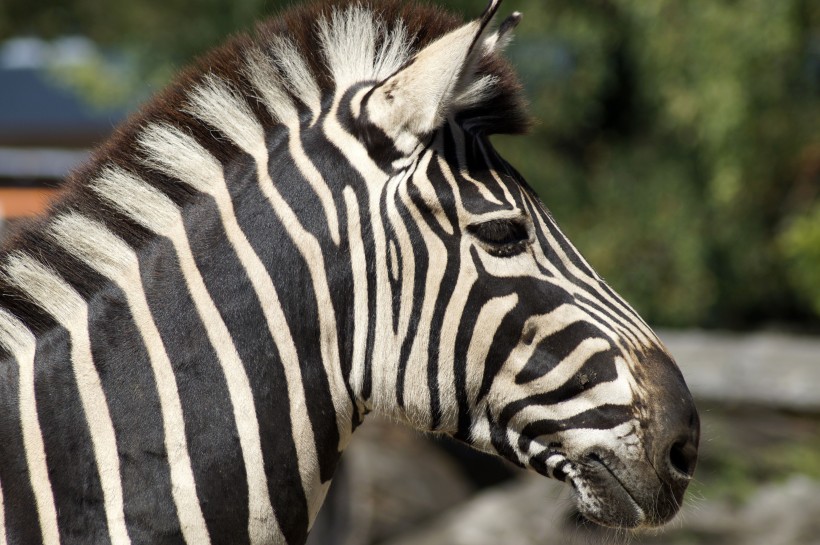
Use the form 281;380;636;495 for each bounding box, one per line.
380;475;596;545
382;474;820;545
659;330;820;411
308;418;474;545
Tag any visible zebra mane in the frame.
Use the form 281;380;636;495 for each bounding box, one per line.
0;0;528;331
127;0;528;160
259;0;529;131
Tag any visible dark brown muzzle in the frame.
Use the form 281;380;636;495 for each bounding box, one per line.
641;348;700;524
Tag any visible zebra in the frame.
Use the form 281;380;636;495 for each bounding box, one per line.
0;0;699;543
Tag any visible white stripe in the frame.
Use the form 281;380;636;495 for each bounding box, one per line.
3;254;131;545
90;169;280;545
138;125;326;523
46;213;210;545
185;81;353;443
342;187;369;404
0;310;59;545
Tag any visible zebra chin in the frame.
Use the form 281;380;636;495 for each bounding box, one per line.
574;452;692;528
567;461;648;529
528;447;688;529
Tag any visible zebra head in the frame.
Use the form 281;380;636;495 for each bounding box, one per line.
328;0;700;529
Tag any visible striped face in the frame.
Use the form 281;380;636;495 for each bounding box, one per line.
364;118;699;528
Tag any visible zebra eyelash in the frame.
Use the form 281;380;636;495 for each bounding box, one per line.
467;217;531;257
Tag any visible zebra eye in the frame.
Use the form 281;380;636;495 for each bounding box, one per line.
468;218;531;257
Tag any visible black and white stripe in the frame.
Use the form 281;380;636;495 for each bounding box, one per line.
0;0;698;543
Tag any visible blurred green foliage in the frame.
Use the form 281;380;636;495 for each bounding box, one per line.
1;0;818;328
495;0;820;328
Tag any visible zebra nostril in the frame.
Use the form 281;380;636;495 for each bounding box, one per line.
668;437;697;478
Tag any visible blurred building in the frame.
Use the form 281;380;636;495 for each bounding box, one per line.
0;36;128;228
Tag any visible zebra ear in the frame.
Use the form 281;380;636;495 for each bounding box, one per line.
361;0;518;151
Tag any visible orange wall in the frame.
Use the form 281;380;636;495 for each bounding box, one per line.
0;188;58;219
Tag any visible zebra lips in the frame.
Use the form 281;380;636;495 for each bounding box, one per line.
569;452;647;529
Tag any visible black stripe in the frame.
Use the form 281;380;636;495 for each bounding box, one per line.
343;84;404;172
476;137;530;209
302;104;376;413
229;150;342;484
440;124;508;216
499;350;619;431
35;326;112;544
0;347;45;545
381;191;403;336
302;115;372;414
518;404;634;450
514;321;611;384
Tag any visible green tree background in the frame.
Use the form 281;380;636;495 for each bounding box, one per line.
2;0;818;329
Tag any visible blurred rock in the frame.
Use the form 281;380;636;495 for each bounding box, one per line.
380;475;593;545
307;418;474;545
380;474;820;545
660;330;820;412
659;476;820;545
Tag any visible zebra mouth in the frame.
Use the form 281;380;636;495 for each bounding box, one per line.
566;453;646;528
517;434;651;528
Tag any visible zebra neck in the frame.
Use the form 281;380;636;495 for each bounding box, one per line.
140;140;361;526
0;120;362;542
